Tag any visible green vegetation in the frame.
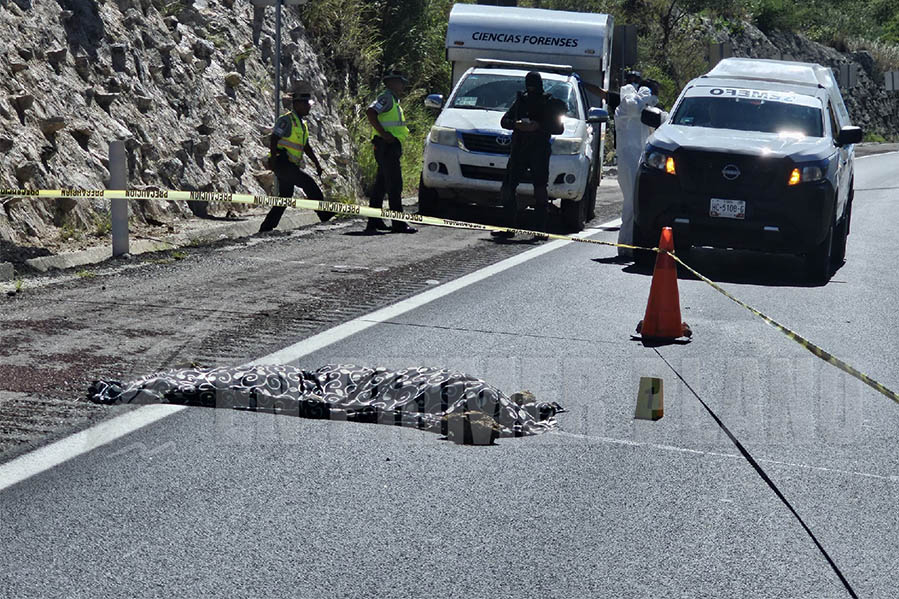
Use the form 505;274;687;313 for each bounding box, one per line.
300;0;457;193
297;0;899;192
208;32;229;51
93;213;111;237
234;45;254;65
160;1;187;18
172;250;188;260
250;72;269;95
59;223;82;242
849;38;899;71
14;279;23;293
76;269;96;279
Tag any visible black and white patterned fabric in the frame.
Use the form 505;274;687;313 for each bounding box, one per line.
88;364;563;439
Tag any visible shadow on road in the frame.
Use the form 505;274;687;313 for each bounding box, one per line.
592;247;845;288
425;201;606;235
0;239;52;267
630;336;692;347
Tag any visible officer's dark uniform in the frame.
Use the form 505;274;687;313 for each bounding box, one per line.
497;71;566;236
260;87;330;233
365;70;416;234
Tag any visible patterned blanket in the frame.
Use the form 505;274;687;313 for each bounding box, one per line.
88;364;563;443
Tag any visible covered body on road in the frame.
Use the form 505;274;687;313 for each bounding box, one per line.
88;364;564;442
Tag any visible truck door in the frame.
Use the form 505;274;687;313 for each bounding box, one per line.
827;101;849;219
579;82;601;187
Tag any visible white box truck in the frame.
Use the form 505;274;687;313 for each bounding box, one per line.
419;3;614;231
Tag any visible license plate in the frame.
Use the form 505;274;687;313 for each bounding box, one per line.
709;198;745;219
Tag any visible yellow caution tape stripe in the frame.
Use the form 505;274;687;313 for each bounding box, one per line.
669;251;899;406
0;187;633;247
4;187;895;406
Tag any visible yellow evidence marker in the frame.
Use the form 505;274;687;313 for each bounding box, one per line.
634;377;664;421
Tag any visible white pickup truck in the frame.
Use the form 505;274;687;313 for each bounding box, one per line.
418;3;613;231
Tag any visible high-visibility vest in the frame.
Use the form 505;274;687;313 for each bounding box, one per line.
377;91;409;142
275;112;309;164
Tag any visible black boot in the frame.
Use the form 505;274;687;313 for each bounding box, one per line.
392;222;418;234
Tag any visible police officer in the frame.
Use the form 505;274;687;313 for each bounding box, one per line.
364;69;416;234
492;71;566;240
259;82;331;233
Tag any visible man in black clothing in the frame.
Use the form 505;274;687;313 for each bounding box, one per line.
492;71;566;240
259;84;332;233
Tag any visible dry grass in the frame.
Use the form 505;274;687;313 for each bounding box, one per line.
848;38;899;71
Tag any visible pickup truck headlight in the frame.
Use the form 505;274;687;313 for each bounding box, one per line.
552;137;584;155
788;160;828;186
428;126;458;146
644;148;676;175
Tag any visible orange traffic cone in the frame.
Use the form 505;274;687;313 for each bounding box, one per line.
635;227;692;341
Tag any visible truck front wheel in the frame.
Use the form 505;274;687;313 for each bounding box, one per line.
561;198;586;232
805;221;834;284
418;175;440;216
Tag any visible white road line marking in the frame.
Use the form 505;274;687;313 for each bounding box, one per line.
0;219;619;491
857;150;899;159
551;430;899;483
0;405;187;493
247;222;617;365
596;217;622;230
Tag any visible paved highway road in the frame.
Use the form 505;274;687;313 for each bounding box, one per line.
1;154;898;597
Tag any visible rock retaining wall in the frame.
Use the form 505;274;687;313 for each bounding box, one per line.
0;0;358;245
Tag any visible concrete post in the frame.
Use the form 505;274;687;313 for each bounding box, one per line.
273;0;282;197
109;140;129;257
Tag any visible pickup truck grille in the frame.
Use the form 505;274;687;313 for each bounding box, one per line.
461;133;512;155
460;164;532;183
676;150;791;196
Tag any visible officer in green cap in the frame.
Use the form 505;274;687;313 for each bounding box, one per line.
260;82;332;232
363;69;417;234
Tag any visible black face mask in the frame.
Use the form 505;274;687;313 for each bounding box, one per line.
525;72;543;90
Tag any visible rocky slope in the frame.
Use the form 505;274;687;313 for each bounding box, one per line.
710;21;899;136
0;0;357;246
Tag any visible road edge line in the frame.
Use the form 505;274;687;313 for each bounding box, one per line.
856;150;899;159
0;404;187;492
248;221;618;365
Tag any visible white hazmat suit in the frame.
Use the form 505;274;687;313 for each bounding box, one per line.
615;84;663;258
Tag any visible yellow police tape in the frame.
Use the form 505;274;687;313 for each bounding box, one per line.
669;254;899;406
3;186;897;406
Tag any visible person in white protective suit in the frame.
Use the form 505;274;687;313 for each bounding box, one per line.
615;77;666;259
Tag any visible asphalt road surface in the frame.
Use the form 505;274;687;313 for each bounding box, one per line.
2;155;898;598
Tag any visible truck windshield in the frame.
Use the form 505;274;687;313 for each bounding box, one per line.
671;97;824;137
450;73;579;117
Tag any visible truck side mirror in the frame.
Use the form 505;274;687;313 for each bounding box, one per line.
587;108;609;123
425;94;444;110
836;126;862;146
641;107;663;129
